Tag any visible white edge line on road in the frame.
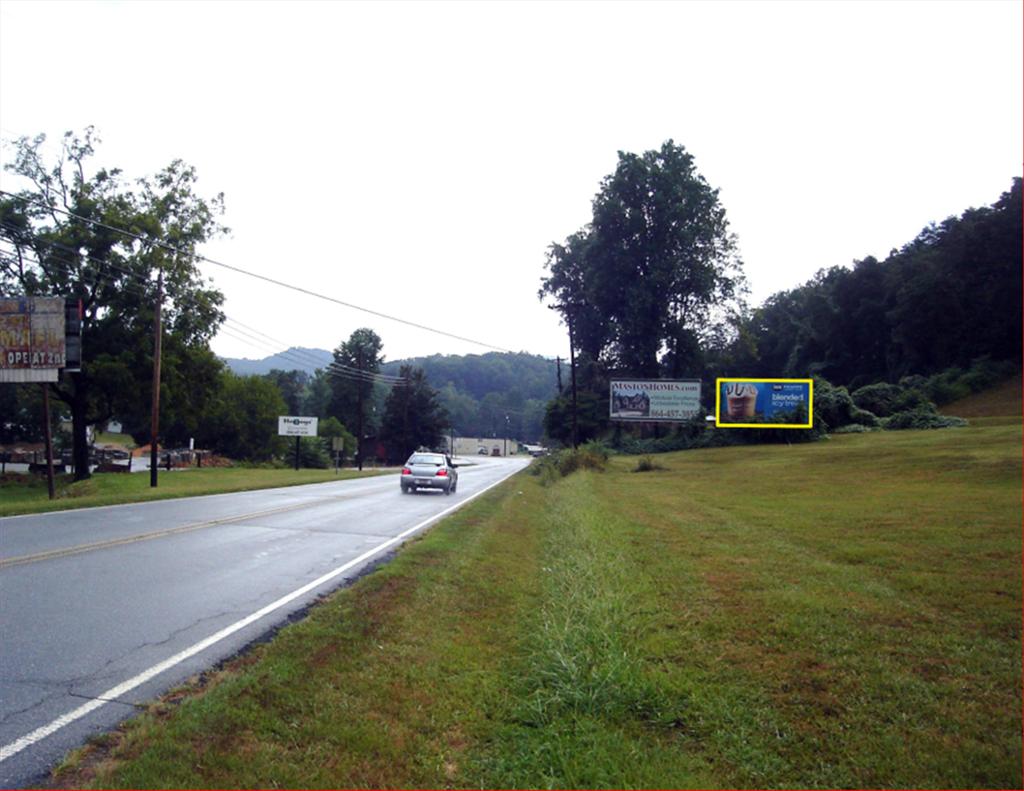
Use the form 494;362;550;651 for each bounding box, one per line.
0;470;518;764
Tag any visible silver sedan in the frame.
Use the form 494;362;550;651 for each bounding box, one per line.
400;452;459;494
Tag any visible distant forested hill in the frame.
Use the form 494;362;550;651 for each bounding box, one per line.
381;352;558;441
222;347;332;376
225;349;559;442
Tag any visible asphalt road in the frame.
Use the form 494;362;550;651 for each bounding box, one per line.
0;456;529;788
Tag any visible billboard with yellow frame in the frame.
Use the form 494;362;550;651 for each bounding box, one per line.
715;378;814;429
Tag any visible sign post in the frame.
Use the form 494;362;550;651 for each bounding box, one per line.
331;436;344;473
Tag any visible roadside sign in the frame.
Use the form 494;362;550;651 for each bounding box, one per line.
609;379;701;422
278;416;318;437
715;378;813;428
0;296;66;383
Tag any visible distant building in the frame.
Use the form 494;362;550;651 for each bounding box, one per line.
449;436;517;457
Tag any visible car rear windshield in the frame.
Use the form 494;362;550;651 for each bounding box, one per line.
408;454;444;465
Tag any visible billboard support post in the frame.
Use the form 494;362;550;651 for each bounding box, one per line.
41;383;55;500
295;436;301;471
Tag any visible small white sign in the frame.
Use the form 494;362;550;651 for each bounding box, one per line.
278;416;319;437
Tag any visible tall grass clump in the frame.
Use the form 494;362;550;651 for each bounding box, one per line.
530;442;609;484
633;455;664;472
484;486;685;788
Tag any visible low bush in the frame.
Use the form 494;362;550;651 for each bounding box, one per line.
900;358;1019;407
632;456;665;472
530;444;609;483
831;423;879;434
851;382;931;417
882;408;969;430
815;379;879;430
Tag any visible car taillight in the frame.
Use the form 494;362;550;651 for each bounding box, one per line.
436;469;448;476
402;467;411;475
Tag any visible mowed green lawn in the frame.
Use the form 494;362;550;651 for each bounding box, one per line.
54;422;1021;789
0;466;389;517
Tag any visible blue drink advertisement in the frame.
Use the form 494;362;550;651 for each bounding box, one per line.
716;378;813;428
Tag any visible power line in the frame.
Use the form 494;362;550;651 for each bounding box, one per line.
0;190;514;353
0;251;399;389
1;232;405;386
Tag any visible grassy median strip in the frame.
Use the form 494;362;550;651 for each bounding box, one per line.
0;467;390;517
52;423;1021;788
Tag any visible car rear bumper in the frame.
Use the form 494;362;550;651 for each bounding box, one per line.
401;475;450;490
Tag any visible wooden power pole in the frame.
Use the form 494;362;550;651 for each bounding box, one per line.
149;270;163;488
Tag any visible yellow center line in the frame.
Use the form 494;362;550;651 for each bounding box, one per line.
0;497;355;569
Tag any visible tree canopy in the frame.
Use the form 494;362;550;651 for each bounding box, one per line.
378;365;448;463
0;128;227;477
541;140;745;379
329;328;384;468
714;178;1022;388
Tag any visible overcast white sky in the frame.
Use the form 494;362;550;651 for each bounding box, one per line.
1;0;1020;365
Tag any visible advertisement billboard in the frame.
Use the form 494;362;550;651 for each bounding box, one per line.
715;378;813;428
278;416;319;437
609;379;702;422
0;297;67;383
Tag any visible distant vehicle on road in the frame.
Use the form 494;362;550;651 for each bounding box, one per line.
401;452;459;494
490;447;501;457
477;447;488;455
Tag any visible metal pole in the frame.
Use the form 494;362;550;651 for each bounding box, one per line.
356;348;364;471
41;384;55;500
568;315;578;449
294;436;301;471
150;269;163;488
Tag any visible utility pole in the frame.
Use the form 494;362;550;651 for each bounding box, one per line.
149;269;163;488
567;314;579;449
556;356;563;393
355;347;364;471
504;414;509;457
403;368;411;458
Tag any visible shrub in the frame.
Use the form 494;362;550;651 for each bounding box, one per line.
529;457;561;487
633;456;665;472
813;379;860;430
831;423;878;434
899;359;1018;407
530;445;609;482
882;408;969;430
851;382;903;416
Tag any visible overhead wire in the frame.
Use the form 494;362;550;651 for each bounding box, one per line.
0;190;515;353
0;241;404;389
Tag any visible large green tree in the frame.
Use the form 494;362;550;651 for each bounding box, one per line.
328;328;384;469
541;140;745;378
378;365;448;464
195;372;286;461
0;128;227;478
